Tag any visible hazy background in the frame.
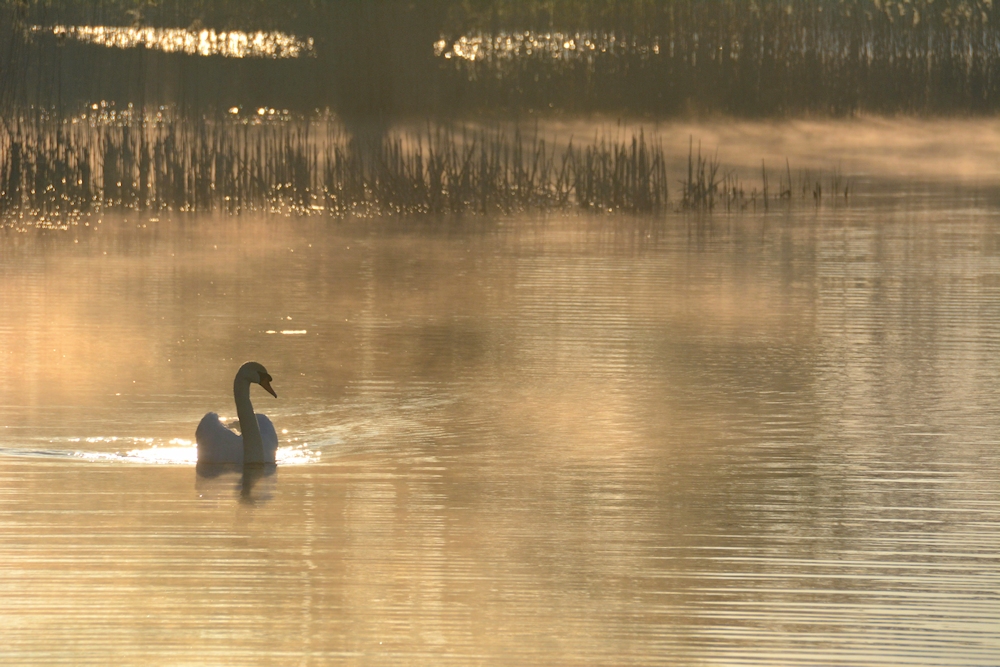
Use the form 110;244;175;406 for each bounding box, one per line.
4;0;1000;121
5;2;1000;666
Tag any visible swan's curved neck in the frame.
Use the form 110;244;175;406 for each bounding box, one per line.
234;378;265;464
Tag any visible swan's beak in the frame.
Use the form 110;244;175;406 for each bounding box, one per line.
260;377;277;398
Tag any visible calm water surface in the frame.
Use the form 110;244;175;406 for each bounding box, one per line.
3;196;1000;665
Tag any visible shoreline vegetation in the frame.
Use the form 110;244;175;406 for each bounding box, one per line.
0;113;852;224
2;0;1000;119
0;0;994;222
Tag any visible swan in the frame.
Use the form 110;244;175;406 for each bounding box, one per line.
196;361;278;464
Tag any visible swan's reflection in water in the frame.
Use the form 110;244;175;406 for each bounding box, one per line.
195;461;277;503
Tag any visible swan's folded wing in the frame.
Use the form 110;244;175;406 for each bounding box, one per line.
256;414;279;459
196;412;244;463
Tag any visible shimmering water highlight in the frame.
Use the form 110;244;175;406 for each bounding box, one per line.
31;24;314;59
2;200;1000;664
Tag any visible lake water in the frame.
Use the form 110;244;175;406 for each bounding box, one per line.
3;190;1000;665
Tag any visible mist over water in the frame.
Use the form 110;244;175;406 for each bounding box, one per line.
2;202;1000;664
3;1;1000;665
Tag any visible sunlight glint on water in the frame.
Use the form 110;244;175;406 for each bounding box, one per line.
1;201;1000;664
31;25;314;58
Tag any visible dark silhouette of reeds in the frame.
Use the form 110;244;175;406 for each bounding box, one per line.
0;116;683;219
438;0;1000;116
681;138;720;210
6;0;1000;119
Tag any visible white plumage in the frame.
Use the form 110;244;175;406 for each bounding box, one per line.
196;412;278;464
196;361;279;464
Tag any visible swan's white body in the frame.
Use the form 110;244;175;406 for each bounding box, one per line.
196;412;278;464
196;361;278;464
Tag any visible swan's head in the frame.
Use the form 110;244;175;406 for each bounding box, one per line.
237;361;277;398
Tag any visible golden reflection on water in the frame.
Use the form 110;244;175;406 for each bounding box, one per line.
32;25;314;58
2;207;1000;664
435;31;660;62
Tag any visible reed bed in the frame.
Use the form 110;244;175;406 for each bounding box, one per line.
439;0;1000;116
6;0;1000;120
0;115;847;223
0;117;668;220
